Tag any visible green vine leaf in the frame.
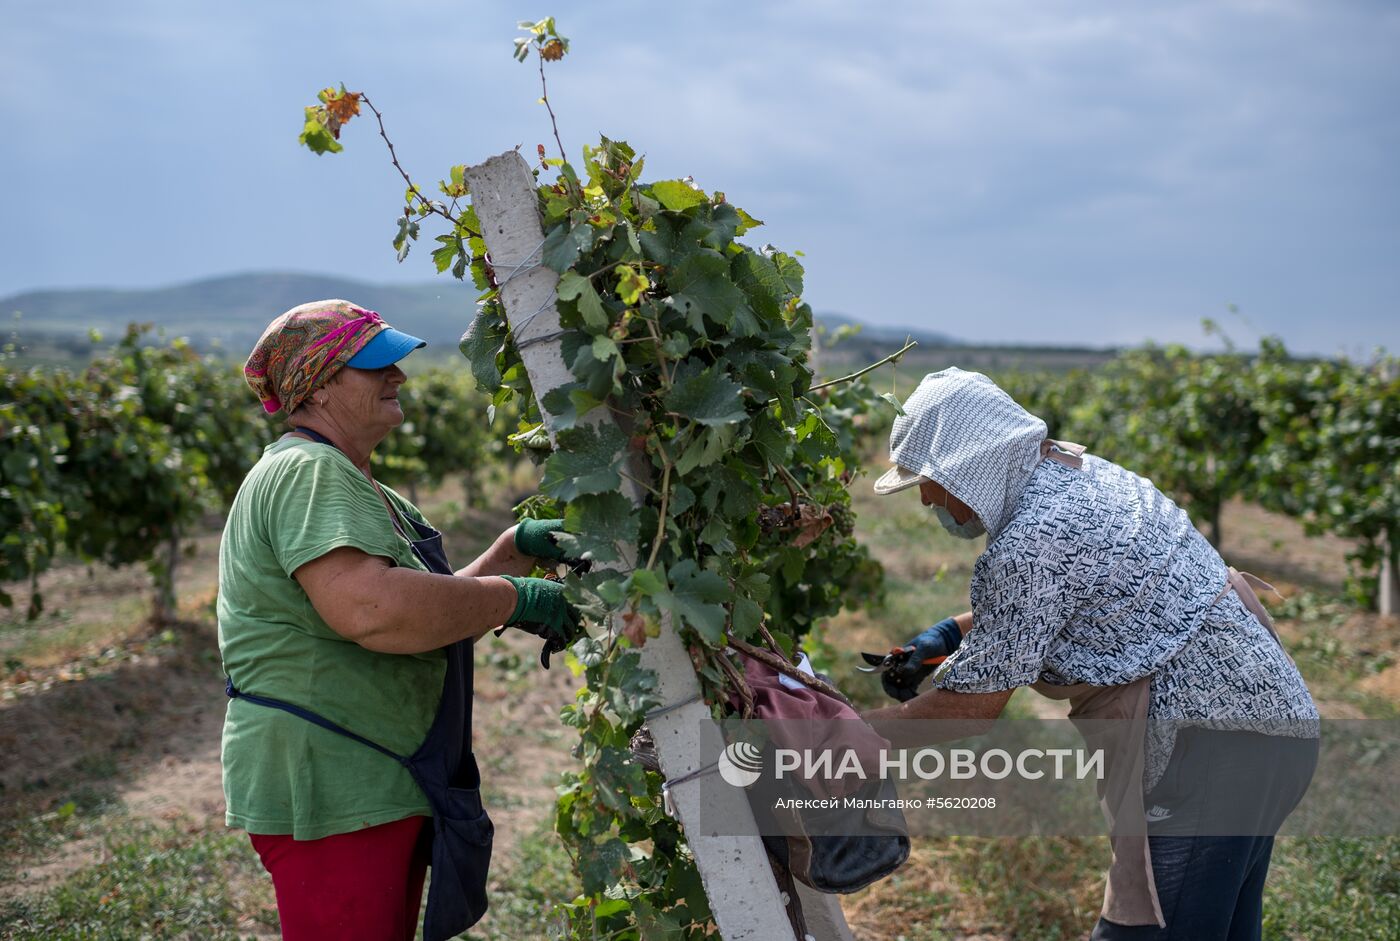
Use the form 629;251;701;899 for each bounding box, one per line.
540;423;629;501
599;652;661;724
648;179;708;212
673;425;737;476
730;597;763;639
731;251;786;320
431;234;465;276
663;366;748;427
540;383;604;430
440;164;469;198
558;271;609;330
458;307;506;391
879;391;906;416
392;214;420;263
593;745;649;813
659;559;730;645
543;222;599;273
771;250;806;296
559;491;639;563
684;203;744;252
298;108;342;154
579;837;631;895
637;214;685;266
562;331;624;398
666;251;751;334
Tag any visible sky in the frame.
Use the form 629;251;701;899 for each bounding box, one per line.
3;0;1397;356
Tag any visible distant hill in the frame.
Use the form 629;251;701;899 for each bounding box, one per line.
0;272;482;353
0;271;964;355
816;312;959;348
0;271;1118;373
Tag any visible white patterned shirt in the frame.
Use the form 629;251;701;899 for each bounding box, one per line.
935;455;1319;788
887;369;1318;790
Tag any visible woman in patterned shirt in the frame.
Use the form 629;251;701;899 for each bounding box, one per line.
863;368;1318;941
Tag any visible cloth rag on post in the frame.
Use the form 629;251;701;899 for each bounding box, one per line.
734;653;911;894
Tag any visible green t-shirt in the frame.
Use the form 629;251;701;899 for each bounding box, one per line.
218;437;446;839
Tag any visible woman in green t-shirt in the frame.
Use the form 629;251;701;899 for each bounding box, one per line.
221;299;576;941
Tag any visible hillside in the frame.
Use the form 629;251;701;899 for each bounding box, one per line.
1;271;1116;373
1;273;482;352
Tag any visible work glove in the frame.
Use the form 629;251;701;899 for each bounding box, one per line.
514;518;568;562
881;616;962;702
501;574;583;669
514;518;593;574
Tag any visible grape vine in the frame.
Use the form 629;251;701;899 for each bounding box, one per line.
297;20;897;936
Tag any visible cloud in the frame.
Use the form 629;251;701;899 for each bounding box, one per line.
1;0;1396;353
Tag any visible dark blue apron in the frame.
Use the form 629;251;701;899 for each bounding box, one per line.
225;427;493;940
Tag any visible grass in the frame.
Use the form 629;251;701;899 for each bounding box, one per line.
0;785;121;889
0;596;155;672
0;821;276;940
460;823;577;941
0;775;578;941
0;621;214;883
1263;838;1400;939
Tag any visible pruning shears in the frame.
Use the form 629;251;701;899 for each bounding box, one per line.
857;646;949;674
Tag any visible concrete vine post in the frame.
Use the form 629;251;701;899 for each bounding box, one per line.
464;151;853;941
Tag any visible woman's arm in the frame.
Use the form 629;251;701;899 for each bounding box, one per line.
295;547;519;654
455;525;537;578
863;687;1014;749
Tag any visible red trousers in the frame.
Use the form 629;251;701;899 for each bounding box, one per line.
250;815;430;941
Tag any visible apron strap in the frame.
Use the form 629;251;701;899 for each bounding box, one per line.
291;425;434;570
292;425;337;446
225;676;410;767
1211;567;1283;642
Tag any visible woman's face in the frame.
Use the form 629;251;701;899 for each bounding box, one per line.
918;479;975;525
321;364;407;439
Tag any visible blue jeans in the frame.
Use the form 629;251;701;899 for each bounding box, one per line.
1091;834;1274;941
1090;728;1318;941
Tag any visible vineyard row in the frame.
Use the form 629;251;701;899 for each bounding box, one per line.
1;328;1395;620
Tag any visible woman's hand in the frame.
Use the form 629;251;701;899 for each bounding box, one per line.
863;688;1013;748
456;519;584;580
881;616;964;701
501;574;583;667
513;518;568;563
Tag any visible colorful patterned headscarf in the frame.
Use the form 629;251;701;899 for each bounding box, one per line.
243;299;387;415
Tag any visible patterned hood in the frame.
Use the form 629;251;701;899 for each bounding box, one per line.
888;368;1047;540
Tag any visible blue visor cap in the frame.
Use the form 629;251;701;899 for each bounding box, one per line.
347;326;427;369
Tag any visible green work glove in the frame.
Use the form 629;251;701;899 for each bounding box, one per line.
501;574;582;668
514;518;567;562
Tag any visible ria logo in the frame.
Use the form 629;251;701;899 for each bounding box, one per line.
717;740;764;788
